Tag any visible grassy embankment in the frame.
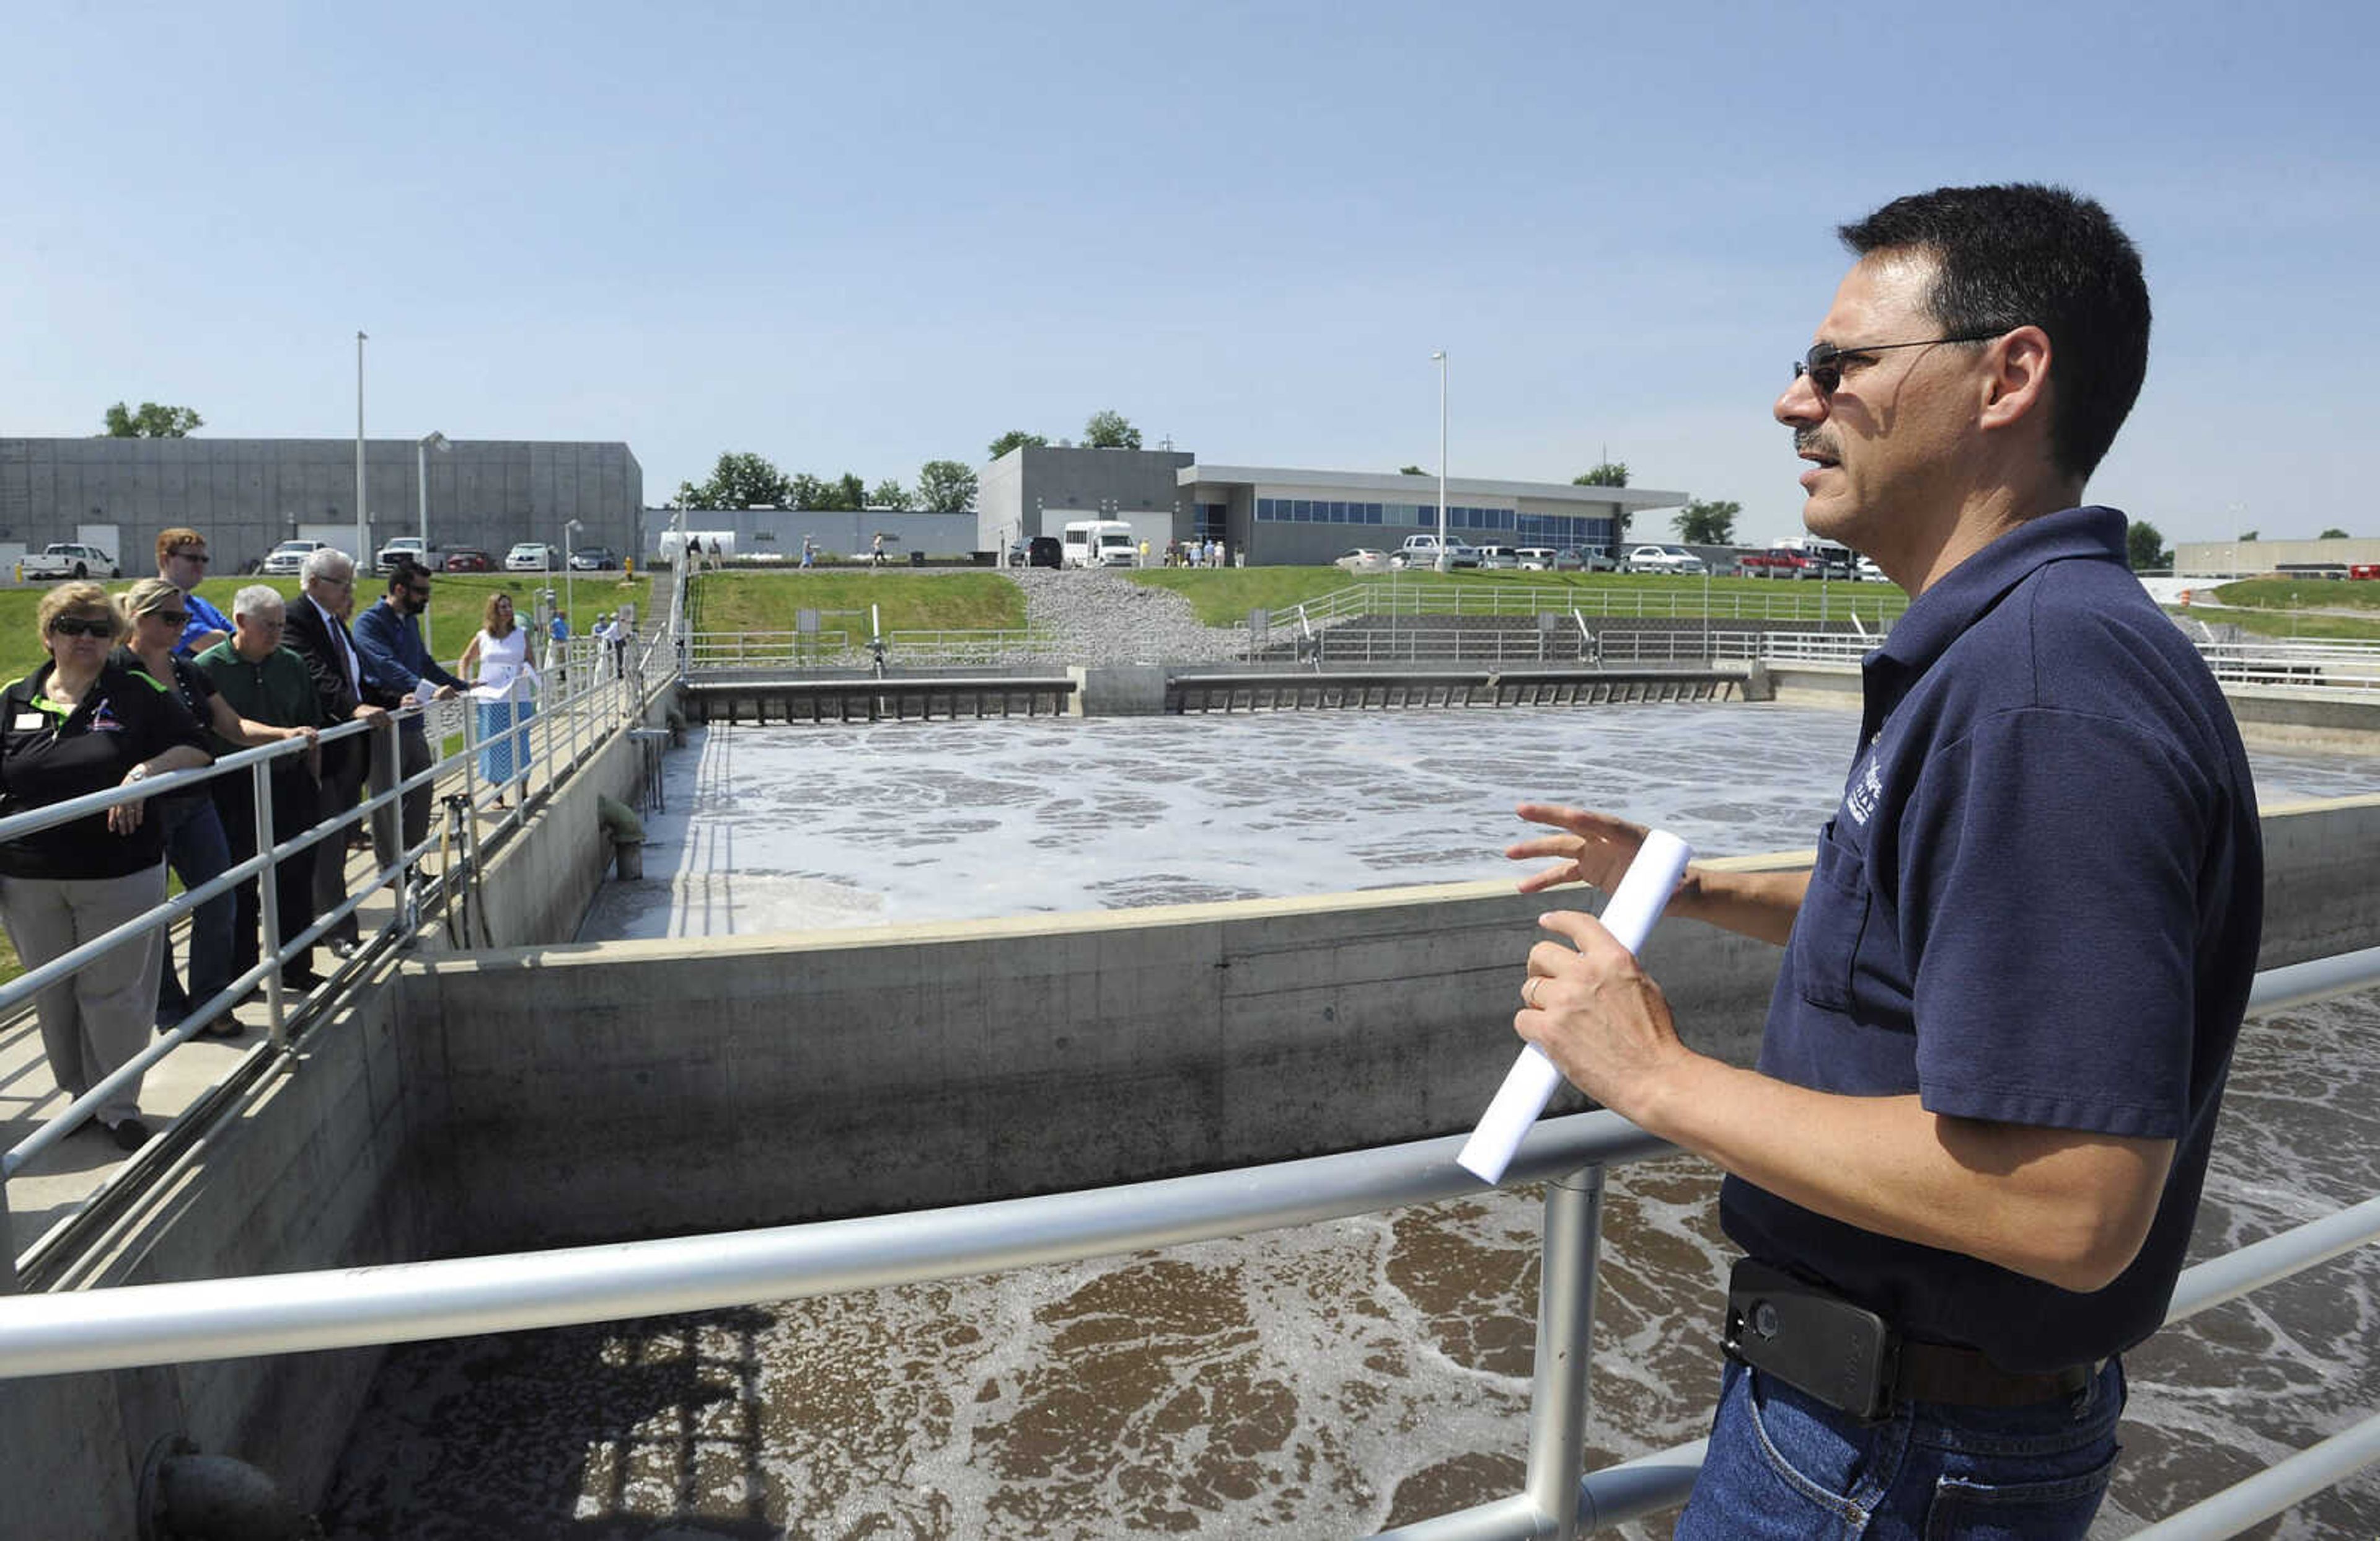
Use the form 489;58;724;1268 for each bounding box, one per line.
683;570;1025;637
1126;565;1912;627
2198;578;2380;641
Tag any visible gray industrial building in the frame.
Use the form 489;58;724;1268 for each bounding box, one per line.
976;443;1685;563
0;436;641;574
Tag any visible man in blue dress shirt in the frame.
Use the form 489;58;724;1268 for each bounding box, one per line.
351;558;464;873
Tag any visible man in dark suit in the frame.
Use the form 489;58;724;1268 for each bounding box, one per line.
283;547;393;955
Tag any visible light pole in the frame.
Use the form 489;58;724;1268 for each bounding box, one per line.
416;431;448;554
1431;350;1452;573
354;331;369;564
563;519;584;643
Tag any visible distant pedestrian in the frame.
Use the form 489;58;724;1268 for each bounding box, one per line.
871;532;886;567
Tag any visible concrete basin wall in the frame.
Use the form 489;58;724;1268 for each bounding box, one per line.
403;794;2380;1253
6;783;2373;1540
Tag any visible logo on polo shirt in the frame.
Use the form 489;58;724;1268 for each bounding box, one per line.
1846;755;1885;826
89;696;125;733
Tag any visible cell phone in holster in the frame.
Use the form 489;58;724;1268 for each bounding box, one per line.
1722;1258;1902;1421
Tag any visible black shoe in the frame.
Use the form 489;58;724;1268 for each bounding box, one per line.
202;1016;244;1039
328;937;363;960
110;1118;151;1152
282;966;324;990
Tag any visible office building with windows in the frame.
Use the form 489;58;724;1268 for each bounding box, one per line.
976;444;1683;563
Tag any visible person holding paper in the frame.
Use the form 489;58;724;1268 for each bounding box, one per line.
458;591;539;808
353;558;464;868
1505;185;2261;1539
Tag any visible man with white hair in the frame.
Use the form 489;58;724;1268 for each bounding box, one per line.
283;548;392;957
193;586;327;991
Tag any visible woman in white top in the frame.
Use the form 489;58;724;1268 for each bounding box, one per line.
457;592;540;806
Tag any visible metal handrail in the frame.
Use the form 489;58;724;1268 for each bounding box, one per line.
0;948;2374;1538
0;1111;1672;1377
0;647;663;1179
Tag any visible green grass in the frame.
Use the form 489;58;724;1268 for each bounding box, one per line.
1126;566;1901;627
2208;578;2380;614
684;571;1026;636
2172;606;2380;642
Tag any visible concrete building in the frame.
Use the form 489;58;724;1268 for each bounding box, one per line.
976;443;1685;563
2176;534;2380;578
0;436;641;573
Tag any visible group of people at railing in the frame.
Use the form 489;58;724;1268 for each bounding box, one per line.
0;528;544;1152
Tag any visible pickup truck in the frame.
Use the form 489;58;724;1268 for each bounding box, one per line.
21;542;121;580
1391;534;1481;569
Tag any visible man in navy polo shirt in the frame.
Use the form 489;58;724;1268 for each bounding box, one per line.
1506;184;2261;1537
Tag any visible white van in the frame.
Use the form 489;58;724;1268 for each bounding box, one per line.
1061;519;1139;568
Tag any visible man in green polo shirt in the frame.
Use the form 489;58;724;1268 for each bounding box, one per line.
195;585;327;991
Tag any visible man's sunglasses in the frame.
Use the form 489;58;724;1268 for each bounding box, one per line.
169;547;210;564
50;616;117;638
1792;331;2007;397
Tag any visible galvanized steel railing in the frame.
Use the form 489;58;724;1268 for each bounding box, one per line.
0;644;658;1196
0;945;2373;1537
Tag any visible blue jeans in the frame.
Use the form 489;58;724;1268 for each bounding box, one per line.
155;795;236;1025
1675;1356;2123;1540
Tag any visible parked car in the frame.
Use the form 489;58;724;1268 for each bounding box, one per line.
1562;545;1618;572
1334;547;1391;574
1391;534;1481;569
19;542;121;580
1515;547;1558;571
443;546;494;573
260;539;325;576
1023;535;1062;568
1621;544;1708;575
374;536;431;574
505;542;555;572
568;544;618;570
1475;544;1521;570
1854;555;1885;582
1738;546;1825;580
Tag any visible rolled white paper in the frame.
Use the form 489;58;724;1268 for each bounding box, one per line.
1457;828;1694;1183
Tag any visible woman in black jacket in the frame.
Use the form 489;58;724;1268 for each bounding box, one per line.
0;583;209;1150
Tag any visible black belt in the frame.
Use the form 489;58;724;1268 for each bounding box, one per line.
1895;1340;2104;1408
1723;1258;2103;1418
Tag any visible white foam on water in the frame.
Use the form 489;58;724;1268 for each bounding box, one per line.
324;707;2380;1537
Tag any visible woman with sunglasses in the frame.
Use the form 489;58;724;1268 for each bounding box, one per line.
115;579;321;1039
0;583;211;1151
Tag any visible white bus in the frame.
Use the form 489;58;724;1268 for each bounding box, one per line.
1060;519;1139;568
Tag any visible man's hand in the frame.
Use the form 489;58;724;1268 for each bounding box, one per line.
1516;908;1699;1119
433;684;459;700
354;704;389;722
1506;803;1663;896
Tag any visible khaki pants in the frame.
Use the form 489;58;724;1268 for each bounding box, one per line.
0;865;167;1128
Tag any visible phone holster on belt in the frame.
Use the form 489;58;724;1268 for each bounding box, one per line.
1722;1257;1902;1421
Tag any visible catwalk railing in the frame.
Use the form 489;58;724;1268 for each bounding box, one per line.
0;634;663;1256
0;945;2373;1538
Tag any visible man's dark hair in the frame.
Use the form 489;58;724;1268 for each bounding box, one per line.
1840;183;2149;483
386;557;431;591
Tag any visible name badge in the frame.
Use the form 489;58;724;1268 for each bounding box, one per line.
12;713;42;731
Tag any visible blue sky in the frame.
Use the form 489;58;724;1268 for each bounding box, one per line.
4;1;2374;547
